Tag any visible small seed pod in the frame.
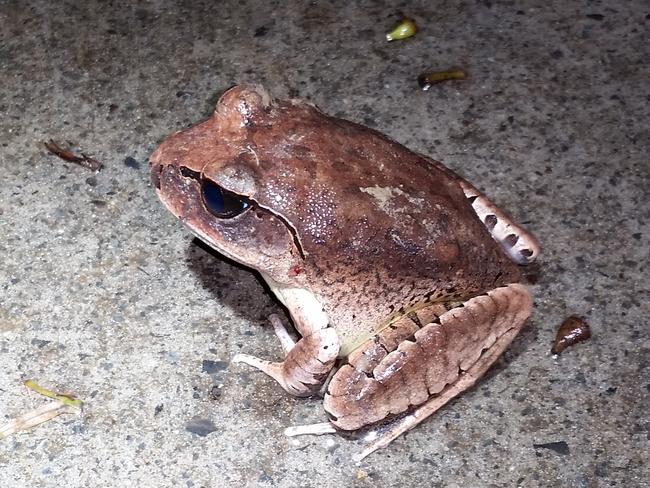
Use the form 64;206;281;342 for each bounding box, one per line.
418;70;467;90
386;17;417;41
551;316;591;354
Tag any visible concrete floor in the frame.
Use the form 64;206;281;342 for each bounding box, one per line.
1;1;648;486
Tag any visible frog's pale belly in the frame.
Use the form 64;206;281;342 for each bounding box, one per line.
149;84;540;459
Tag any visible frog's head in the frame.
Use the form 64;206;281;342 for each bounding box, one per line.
149;85;306;285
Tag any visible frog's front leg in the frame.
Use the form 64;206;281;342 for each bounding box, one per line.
233;314;339;397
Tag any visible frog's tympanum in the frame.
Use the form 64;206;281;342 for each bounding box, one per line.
150;85;540;459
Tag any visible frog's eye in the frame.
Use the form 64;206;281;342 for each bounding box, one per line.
201;179;251;218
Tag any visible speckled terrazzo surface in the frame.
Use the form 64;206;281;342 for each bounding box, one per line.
1;1;648;487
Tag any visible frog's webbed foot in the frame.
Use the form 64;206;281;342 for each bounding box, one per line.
232;315;339;397
458;180;540;264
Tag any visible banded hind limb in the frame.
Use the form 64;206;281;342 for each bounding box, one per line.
285;283;532;460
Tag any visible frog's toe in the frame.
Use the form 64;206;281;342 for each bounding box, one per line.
268;313;298;355
284;422;337;437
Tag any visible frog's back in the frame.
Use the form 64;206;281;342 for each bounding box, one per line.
243;98;522;351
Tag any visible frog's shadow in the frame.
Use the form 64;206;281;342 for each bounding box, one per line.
184;238;286;327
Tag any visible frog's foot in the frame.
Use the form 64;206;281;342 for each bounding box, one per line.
458;180;540;265
232;316;339;397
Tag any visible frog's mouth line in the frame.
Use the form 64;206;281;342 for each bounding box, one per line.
176;165;306;260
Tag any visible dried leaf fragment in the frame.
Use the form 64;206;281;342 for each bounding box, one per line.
418;69;467;90
551;316;591;354
386;18;417;41
0;402;73;440
44;139;102;172
0;380;83;441
355;469;369;480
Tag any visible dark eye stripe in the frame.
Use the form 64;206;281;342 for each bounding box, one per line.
201;179;250;218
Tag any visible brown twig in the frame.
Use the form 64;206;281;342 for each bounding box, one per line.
44;139;102;172
418;69;467;91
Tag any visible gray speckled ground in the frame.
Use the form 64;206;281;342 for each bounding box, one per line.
1;1;648;487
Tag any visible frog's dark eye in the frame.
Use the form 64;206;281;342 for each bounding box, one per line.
201;179;251;218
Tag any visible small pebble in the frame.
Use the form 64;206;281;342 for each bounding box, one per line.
552;316;591;354
185;418;217;437
124;156;140;169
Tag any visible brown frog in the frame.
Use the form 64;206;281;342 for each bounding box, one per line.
149;85;540;460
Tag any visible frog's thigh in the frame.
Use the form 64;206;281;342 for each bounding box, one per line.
233;320;340;397
324;284;531;457
458;180;540;265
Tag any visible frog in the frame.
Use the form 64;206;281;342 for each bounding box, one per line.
149;85;540;460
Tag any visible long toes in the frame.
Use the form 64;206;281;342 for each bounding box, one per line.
284;422;337;437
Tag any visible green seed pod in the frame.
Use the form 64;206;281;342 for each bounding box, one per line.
386;18;417;41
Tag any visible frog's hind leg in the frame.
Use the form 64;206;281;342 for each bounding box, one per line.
321;283;531;460
353;321;520;461
458;180;540;265
232;315;339;397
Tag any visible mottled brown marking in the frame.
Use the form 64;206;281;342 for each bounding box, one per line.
414;302;448;325
504;234;519;247
377;316;419;351
407;311;423;327
484;214;498;231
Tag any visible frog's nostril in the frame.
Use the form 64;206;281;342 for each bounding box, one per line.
151;163;163;190
179;166;201;180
